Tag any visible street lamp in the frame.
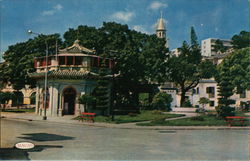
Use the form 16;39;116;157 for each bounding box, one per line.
28;30;48;120
108;50;118;121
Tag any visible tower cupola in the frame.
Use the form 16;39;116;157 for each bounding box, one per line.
156;12;169;48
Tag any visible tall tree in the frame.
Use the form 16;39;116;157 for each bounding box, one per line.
215;47;250;117
231;31;250;49
63;22;168;108
94;58;110;115
2;34;62;90
190;26;198;47
2;22;168;109
167;40;216;106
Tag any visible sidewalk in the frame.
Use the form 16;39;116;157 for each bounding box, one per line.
1;112;250;130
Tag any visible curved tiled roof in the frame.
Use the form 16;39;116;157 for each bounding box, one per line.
29;70;114;80
59;39;95;55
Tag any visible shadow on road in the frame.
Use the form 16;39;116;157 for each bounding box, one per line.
18;133;75;142
0;148;30;160
0;145;63;160
158;130;176;133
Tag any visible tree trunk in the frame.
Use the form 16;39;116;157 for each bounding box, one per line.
84;103;87;112
180;88;186;107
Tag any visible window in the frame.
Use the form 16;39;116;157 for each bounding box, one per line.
59;56;65;65
48;57;51;66
75;56;83;65
206;87;215;98
197;87;199;94
67;56;73;65
209;101;215;107
42;58;46;66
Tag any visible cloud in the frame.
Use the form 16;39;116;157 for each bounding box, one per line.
54;4;63;10
42;10;55;16
111;11;135;22
42;4;63;16
132;25;149;34
149;1;168;10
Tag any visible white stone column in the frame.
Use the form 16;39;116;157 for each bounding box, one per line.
58;93;63;116
35;86;40;114
75;93;81;116
52;87;59;116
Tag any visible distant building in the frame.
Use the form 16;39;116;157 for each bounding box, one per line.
201;38;232;57
1;83;36;107
170;48;181;57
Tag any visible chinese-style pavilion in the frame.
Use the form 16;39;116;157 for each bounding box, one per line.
30;40;113;116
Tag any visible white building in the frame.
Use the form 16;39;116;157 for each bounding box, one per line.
201;38;232;57
170;48;181;57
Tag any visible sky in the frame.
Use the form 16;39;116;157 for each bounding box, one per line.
0;0;249;60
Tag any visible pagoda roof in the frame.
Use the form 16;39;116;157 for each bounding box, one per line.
29;70;113;80
59;39;95;55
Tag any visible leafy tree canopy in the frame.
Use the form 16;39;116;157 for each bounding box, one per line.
213;39;227;53
2;34;62;90
215;47;250;117
231;31;250;49
63;22;168;84
167;41;216;106
216;47;250;94
152;92;173;111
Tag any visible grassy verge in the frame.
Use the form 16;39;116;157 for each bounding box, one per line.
0;108;35;113
137;115;227;126
74;110;184;124
137;112;250;126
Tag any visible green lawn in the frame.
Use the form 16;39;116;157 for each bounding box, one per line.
137;112;250;126
75;111;184;124
0;108;35;113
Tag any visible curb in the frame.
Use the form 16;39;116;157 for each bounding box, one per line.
2;116;250;130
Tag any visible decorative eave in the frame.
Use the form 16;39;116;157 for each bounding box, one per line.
59;39;95;55
28;70;114;80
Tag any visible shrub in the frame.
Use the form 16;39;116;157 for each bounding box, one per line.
151;110;163;115
78;94;96;112
215;105;235;118
195;108;207;114
152;92;173;111
195;105;199;108
151;116;166;123
198;97;210;109
182;99;192;107
128;113;138;117
190;116;205;121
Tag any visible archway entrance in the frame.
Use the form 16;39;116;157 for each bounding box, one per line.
63;87;76;115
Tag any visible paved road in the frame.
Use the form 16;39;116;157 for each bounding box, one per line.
1;118;249;160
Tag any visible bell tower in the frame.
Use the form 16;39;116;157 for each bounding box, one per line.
156;12;168;48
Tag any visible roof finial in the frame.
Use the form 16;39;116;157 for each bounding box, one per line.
161;11;163;19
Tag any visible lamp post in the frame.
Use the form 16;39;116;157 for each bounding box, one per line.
108;50;118;121
28;30;48;120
